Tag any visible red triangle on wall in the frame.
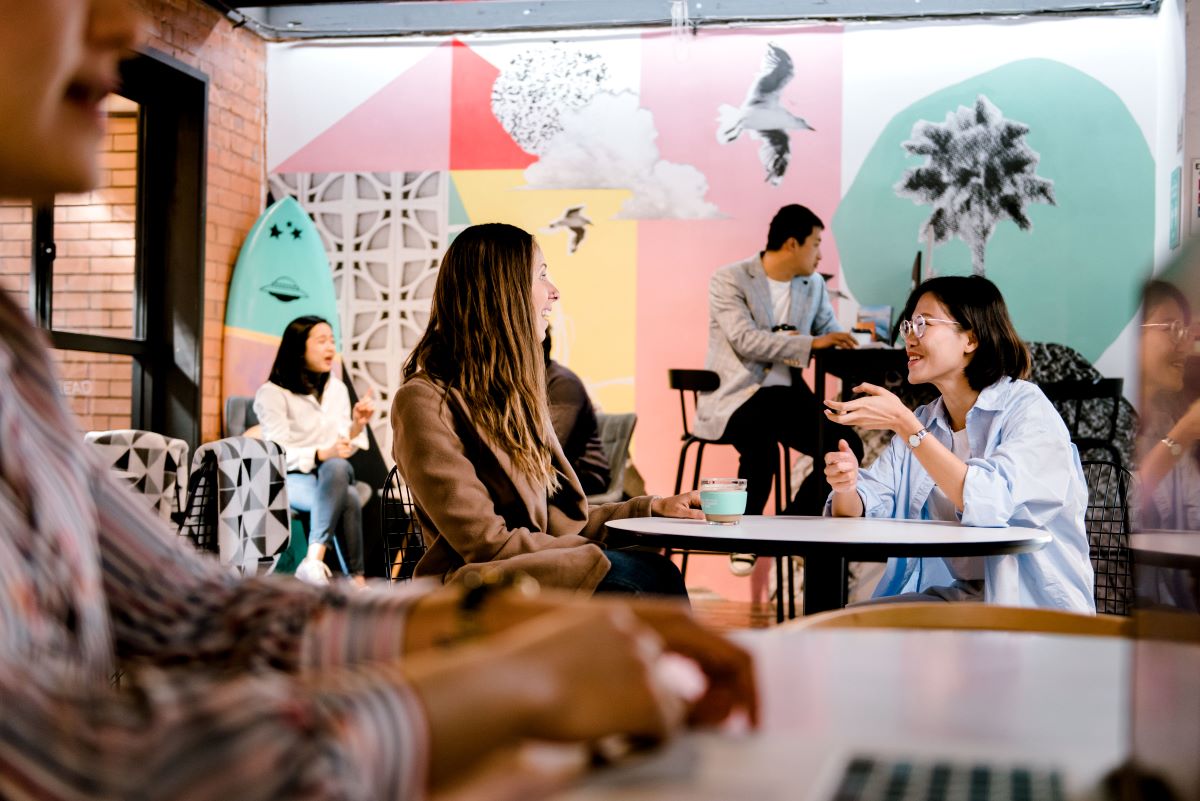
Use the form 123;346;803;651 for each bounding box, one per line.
450;39;538;170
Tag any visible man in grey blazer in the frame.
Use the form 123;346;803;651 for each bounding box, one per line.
695;204;863;519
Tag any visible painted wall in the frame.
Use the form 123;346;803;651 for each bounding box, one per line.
265;10;1184;597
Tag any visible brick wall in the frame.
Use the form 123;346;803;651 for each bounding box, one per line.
135;0;267;442
0;2;265;439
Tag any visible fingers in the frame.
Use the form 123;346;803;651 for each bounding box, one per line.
852;382;885;395
823;445;858;494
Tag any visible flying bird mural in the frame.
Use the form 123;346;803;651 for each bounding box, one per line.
717;43;814;186
544;205;593;254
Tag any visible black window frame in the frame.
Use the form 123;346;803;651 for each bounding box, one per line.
28;47;207;450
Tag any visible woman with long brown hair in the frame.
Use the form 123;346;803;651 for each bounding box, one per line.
392;222;700;595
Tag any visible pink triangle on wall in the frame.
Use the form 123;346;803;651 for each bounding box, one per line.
274;44;453;173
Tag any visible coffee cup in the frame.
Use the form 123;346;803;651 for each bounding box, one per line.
699;478;748;525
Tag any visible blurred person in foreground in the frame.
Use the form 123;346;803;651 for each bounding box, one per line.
0;3;757;800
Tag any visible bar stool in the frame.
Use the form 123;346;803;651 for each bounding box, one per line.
668;368;795;621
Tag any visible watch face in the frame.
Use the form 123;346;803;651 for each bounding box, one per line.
908;432;921;448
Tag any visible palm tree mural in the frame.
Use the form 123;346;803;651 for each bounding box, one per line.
895;95;1055;276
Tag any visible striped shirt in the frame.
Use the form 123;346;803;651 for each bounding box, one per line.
0;294;431;801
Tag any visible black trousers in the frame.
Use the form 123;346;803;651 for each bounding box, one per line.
723;382;864;516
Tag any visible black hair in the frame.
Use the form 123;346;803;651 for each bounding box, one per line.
765;204;824;252
268;315;332;399
542;325;553;366
1142;279;1192;325
899;275;1030;392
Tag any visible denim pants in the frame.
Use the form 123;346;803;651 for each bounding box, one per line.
595;550;689;601
286;457;364;575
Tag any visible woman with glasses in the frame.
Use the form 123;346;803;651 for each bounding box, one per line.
823;276;1094;610
1136;279;1200;528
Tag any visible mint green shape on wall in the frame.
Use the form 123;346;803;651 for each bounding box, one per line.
833;59;1153;363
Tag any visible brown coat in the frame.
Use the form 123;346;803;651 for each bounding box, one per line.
390;374;653;592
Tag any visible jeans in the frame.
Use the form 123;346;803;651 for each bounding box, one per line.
287;458;364;575
724;382;865;515
595;550;689;601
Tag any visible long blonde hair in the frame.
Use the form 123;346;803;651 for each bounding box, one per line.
403;223;558;489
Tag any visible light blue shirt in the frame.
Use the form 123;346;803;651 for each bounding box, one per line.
826;377;1096;612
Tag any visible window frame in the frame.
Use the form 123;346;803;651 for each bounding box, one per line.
26;47;208;449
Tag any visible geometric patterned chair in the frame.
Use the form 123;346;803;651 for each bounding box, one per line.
84;429;189;523
177;436;292;576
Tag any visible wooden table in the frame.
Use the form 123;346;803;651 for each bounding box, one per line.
605;516;1051;616
551;628;1130;801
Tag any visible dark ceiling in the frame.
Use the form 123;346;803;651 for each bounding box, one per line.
199;0;1161;39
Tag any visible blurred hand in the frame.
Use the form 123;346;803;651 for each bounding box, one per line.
511;606;685;742
1171;398;1200;443
616;598;758;728
651;491;705;520
318;436;354;462
824;382;918;433
352;387;375;428
824;439;860;495
813;332;858;350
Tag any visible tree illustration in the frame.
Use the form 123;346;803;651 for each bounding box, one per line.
895;95;1055;276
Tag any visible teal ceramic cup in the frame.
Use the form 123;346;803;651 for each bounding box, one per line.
699;478;748;525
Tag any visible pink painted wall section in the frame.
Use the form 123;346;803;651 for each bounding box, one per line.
274;44;452;173
634;27;845;505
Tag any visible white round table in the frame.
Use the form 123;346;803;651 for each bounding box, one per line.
604;515;1051;615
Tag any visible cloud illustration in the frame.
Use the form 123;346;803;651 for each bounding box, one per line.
523;92;721;220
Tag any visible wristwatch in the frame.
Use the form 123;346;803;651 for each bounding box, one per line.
1162;436;1183;457
907;428;929;449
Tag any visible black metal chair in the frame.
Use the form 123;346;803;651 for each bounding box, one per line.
1041;378;1126;466
668;368;794;621
381;465;426;582
1080;460;1134;615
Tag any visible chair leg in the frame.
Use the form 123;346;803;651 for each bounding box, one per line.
691;441;707;491
775;556;784;624
787;556;796;618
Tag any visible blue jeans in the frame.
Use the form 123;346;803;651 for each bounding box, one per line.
595;550;689;601
287;458;364;576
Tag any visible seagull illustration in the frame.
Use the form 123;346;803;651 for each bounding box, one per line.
544;205;593;255
716;43;814;186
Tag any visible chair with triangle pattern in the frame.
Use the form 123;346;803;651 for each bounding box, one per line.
85;429;190;524
178;436;292;576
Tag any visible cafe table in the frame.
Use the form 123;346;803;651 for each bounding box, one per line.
547;626;1132;801
605;515;1051;617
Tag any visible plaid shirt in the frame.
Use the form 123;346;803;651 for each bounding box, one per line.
0;294;431;801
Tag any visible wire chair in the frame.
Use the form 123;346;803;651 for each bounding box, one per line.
381;465;425;582
1081;460;1134;615
177;451;219;555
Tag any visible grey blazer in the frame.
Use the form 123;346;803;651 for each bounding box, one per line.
693;253;842;441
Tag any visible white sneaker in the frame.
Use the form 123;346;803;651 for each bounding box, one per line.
729;553;757;577
295;558;332;587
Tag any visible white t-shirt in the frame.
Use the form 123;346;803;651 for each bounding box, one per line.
762;278;793;389
926;427;984;581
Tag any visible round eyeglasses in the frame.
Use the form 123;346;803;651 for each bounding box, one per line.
1141;319;1188;345
898;313;962;340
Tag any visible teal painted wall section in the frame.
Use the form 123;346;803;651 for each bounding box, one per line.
834;59;1154;362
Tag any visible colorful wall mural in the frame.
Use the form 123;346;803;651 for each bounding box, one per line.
264;12;1181;596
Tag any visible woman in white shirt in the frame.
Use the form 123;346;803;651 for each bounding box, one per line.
255;315;374;586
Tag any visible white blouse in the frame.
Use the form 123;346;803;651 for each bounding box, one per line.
254;378;369;473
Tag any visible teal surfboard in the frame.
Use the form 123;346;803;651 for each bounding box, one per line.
222;196;342;401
